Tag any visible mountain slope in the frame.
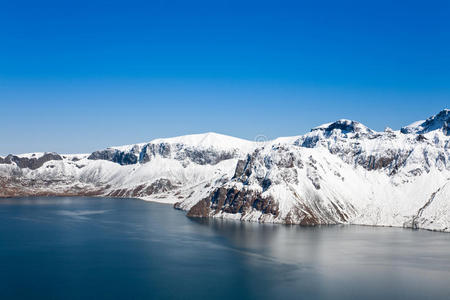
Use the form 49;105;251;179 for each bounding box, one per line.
0;133;255;204
1;110;449;232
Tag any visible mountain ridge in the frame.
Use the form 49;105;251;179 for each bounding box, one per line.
1;109;449;232
3;108;449;158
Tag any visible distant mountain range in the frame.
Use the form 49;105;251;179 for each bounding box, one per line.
1;109;449;232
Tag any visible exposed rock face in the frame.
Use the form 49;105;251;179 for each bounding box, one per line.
139;143;172;163
1;111;450;232
0;153;62;170
88;148;139;165
187;187;279;220
89;140;239;166
181;148;235;165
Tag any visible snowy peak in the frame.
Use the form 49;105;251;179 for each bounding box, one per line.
87;132;255;166
104;133;254;153
149;132;254;151
296;119;375;149
401;109;450;136
311;119;373;135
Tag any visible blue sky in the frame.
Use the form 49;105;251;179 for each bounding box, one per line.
0;0;449;154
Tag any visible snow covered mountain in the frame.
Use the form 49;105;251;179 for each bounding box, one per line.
1;110;449;232
0;132;255;203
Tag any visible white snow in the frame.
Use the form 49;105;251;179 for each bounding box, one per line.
1;109;449;232
149;132;256;152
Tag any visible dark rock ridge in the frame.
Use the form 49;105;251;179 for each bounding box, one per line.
311;119;373;135
0;153;62;170
88;147;140;165
185;187;280;220
88;142;238;166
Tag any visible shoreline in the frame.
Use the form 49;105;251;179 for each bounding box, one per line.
1;195;448;234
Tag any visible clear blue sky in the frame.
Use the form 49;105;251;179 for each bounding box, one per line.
0;0;449;154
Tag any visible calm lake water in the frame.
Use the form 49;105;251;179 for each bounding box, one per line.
1;197;450;300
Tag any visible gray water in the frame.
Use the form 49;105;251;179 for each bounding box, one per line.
1;197;450;300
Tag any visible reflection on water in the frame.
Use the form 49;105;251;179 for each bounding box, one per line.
0;197;450;300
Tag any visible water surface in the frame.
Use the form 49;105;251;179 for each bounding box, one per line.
1;197;449;299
